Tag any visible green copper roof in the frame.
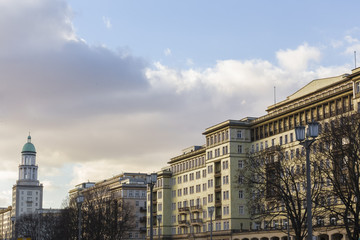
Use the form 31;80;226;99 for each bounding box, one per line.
22;135;36;153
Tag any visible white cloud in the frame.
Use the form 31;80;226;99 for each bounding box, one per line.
276;43;321;72
164;48;171;56
0;0;353;209
102;16;112;29
345;35;359;43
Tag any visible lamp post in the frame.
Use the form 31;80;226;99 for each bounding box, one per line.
295;121;319;240
208;206;215;240
11;216;15;240
76;194;84;240
147;173;157;240
157;214;162;240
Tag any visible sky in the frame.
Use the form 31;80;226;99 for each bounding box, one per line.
0;0;360;208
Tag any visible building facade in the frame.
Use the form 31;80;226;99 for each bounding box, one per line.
70;172;148;240
12;135;43;219
148;68;360;240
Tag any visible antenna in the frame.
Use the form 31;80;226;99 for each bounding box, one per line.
274;86;276;105
355;51;357;69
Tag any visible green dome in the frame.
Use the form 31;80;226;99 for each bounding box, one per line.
22;135;36;153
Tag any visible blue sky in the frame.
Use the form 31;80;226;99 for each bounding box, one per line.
68;0;358;67
0;0;359;208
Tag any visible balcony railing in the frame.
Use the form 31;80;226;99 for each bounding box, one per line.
178;207;190;213
190;205;202;212
190;219;202;225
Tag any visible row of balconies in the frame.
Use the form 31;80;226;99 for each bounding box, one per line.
178;205;203;213
178;219;203;226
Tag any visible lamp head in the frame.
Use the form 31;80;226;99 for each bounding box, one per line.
295;125;306;141
308;121;319;138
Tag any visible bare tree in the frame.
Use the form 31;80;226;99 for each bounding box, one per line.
316;113;360;240
244;145;323;240
63;186;135;240
15;212;62;240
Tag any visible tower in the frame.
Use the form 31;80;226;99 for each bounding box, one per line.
12;135;43;218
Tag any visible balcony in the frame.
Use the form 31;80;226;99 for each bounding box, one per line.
190;205;202;212
215;185;221;192
178;207;190;213
140;206;147;212
140;227;146;233
215;214;222;220
178;220;189;226
190;219;202;225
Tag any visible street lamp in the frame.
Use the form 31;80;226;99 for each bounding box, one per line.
295;121;319;240
208;206;215;240
11;216;15;240
157;214;162;240
76;194;84;240
147;173;157;240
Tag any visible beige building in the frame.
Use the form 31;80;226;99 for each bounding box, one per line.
148;68;360;240
70;172;148;240
0;207;13;240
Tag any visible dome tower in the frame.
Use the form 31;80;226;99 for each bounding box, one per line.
12;135;43;218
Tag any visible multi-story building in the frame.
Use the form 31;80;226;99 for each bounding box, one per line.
148;68;360;240
0;207;13;240
12;135;43;219
70;172;148;240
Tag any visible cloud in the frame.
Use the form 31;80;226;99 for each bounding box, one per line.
164;48;171;56
276;43;321;71
0;0;353;209
102;16;112;29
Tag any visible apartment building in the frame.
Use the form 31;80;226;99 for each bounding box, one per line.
0;207;13;240
148;68;360;240
70;172;148;240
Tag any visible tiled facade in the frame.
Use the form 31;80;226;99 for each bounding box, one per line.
70;172;148;240
147;68;360;240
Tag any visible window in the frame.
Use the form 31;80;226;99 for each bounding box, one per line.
208;194;213;203
222;160;229;169
272;138;275;146
290;133;294;142
238;175;244;184
285;135;288;144
223;206;229;215
208;165;213;173
203;197;207;206
189;173;194;181
190;186;194;194
238;160;244;169
237;130;242;139
202;183;207;191
184;187;188;195
177;176;182;184
223;191;229;200
158;203;162;211
196;171;201;179
208;179;213;188
239;206;244;215
223;175;229;184
183;174;188;182
280;136;283;145
202;169;206;178
158;191;162;199
196;184;201;193
238;145;243;153
239;190;244;199
177;189;182;196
